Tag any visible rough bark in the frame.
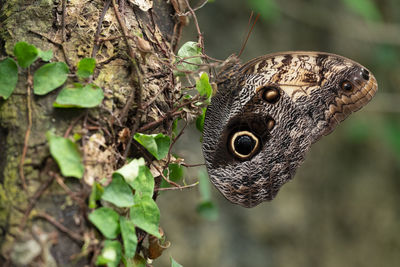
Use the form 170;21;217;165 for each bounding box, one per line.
0;0;181;265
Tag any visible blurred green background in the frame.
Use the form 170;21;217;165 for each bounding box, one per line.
158;0;400;266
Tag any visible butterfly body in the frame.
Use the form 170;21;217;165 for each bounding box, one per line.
202;52;377;208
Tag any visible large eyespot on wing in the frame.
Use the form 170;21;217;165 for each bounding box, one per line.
323;66;378;135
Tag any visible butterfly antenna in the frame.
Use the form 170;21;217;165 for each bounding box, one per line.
238;12;260;58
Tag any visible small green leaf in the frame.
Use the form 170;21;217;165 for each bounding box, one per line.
130;195;161;238
134;133;170;160
89;207;120;239
54;83;104;108
33;62;69;95
196;107;207;133
89;182;104;209
46;132;84;179
96;240;122;267
196;72;212;99
120;217;137;259
0;58;18;99
113;158;145;185
38;49;53;61
171;256;184;267
175;41;202;75
77;57;96;79
102;176;135;207
129;165;154;197
196;200;218;221
161;163;184;188
13;42;39;68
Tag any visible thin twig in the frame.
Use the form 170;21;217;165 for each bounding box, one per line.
92;0;112;57
155;182;198;191
181;162;205;168
183;0;204;52
61;0;67;42
29;30;72;68
19;68;33;192
19;173;56;230
35;211;84;244
64;113;85;138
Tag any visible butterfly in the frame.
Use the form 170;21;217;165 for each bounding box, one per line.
202;52;378;208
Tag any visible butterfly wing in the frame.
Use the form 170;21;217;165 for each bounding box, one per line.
202;52;377;208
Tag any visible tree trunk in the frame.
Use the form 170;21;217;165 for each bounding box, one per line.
0;0;182;265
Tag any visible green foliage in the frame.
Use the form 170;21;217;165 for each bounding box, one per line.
96;240;122;267
120;217;138;259
13;41;39;68
101;176;135;207
196;170;218;221
196;107;207;133
130;194;161;238
171;257;184;267
341;0;382;21
54;83;104;108
175;41;202;75
89;182;104;209
128;165;154;197
77;57;96;79
89;207;121;239
161;163;184;188
38;49;53;61
113;158;146;185
195;72;212;100
46;132;84;179
0;58;18;99
133;133;171;160
33;62;69;95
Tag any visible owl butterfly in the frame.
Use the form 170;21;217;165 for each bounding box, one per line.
202;52;378;208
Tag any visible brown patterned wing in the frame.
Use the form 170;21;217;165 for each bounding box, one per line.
202;52;377;208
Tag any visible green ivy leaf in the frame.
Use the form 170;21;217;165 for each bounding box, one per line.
161;163;184;188
134;133;170;160
96;240;122;267
0;58;18;99
130;195;161;238
101;176;135;207
89;182;104;209
129;165;154;197
54;83;104;108
13;42;39;68
195;72;212;99
33;62;69;95
120;217;137;259
175;41;202;76
46;132;84;179
89;207;120;239
38;49;53;61
196;107;206;133
113;158;145;185
171;256;184;267
77;57;96;79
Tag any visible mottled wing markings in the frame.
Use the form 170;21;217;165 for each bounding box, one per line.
202;51;378;207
